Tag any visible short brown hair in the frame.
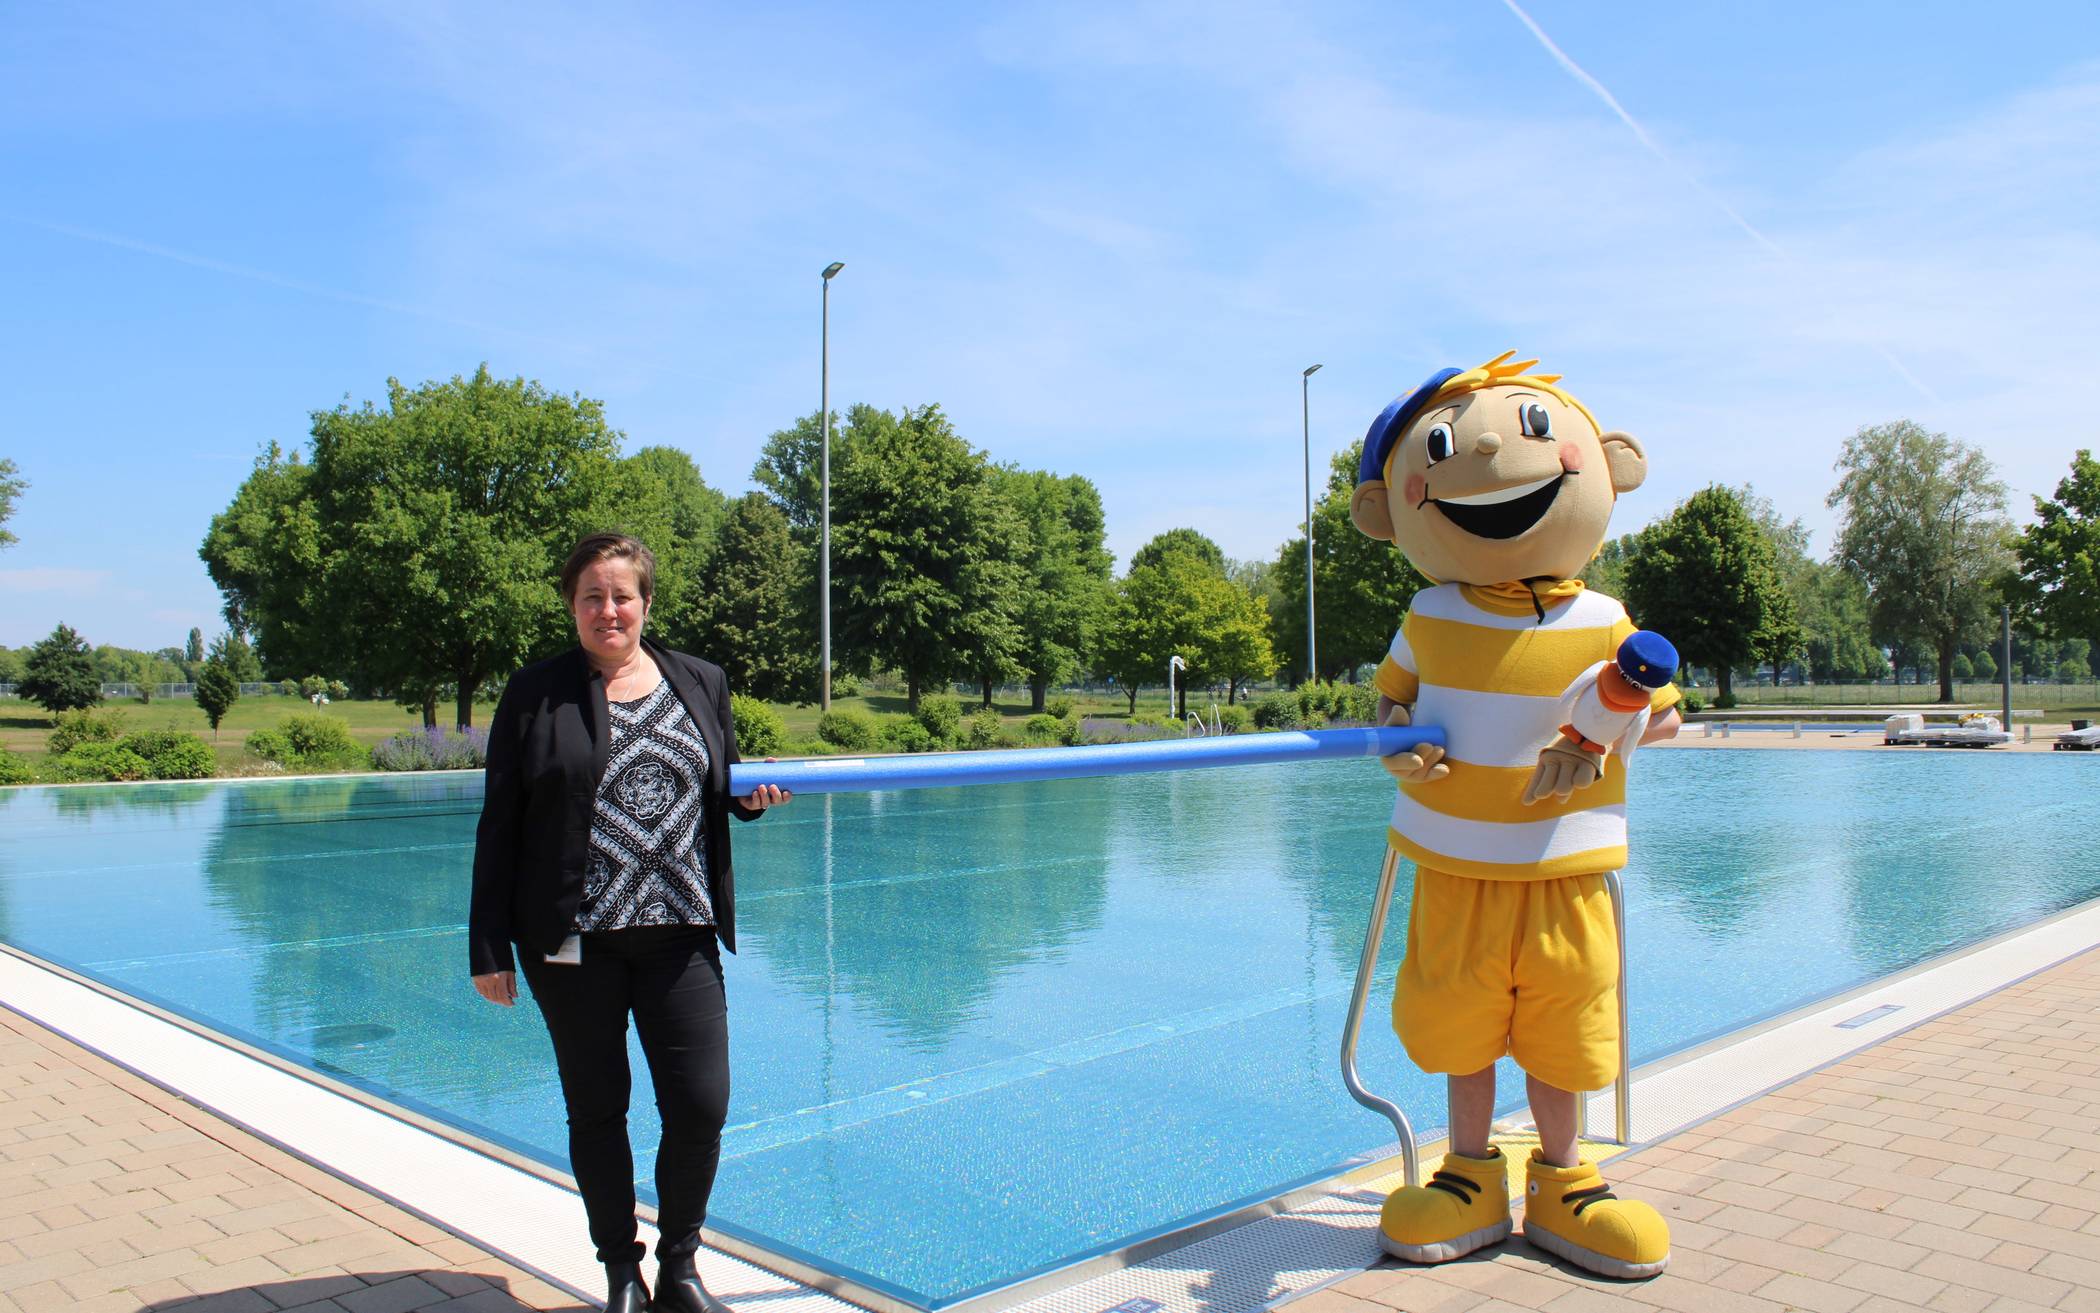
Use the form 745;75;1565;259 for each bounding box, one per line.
560;533;656;604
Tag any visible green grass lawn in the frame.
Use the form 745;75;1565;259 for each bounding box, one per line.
0;695;498;776
0;686;1227;782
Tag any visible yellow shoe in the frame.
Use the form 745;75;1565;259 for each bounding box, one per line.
1378;1148;1513;1263
1521;1151;1669;1279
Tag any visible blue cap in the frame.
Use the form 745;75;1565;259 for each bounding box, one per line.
1359;367;1465;488
1615;630;1679;690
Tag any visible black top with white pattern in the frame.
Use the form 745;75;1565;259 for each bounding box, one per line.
576;678;715;931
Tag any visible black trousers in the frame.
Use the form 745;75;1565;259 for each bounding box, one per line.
520;925;730;1263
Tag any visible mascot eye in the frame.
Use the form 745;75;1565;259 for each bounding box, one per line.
1519;403;1551;437
1425;423;1455;463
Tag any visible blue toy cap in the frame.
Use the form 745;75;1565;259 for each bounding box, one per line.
1615;630;1679;690
1359;367;1464;488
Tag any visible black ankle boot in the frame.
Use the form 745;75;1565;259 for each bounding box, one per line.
653;1250;730;1313
605;1259;650;1313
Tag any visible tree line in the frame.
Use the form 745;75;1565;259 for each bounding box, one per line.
14;368;2093;728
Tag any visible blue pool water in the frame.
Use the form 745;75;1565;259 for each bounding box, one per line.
1;749;2095;1305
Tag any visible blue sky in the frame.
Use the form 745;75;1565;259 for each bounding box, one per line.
3;1;2096;650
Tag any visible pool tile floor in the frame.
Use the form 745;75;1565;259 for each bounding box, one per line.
4;946;2099;1313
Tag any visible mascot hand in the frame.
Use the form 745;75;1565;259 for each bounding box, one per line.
1522;740;1602;805
1380;703;1450;784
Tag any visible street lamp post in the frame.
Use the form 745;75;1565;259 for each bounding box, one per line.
820;261;844;711
1302;363;1322;684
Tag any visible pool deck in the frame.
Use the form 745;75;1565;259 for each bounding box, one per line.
3;948;2098;1313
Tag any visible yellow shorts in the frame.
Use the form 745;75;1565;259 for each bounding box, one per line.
1391;864;1621;1094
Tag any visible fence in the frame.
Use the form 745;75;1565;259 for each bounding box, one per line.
0;681;312;701
1686;679;2100;708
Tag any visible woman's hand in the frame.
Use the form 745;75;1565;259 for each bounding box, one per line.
473;971;517;1006
738;758;793;811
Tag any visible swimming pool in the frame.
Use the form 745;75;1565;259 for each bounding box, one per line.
0;749;2094;1305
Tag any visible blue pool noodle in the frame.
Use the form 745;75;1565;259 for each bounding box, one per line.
728;725;1445;796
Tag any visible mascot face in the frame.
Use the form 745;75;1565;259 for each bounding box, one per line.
1350;358;1647;585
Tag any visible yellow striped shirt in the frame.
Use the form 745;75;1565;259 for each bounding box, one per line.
1374;583;1680;880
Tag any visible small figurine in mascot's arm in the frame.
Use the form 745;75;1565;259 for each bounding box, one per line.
1349;352;1682;1279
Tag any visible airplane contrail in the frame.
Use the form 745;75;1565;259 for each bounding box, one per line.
1500;0;1942;405
4;214;607;360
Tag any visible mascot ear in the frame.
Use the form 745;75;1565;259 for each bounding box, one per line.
1351;482;1394;542
1601;431;1647;495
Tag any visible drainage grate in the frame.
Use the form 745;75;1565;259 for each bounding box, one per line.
1101;1300;1163;1313
1835;1004;1903;1030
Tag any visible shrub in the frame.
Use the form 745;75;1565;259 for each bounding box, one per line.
326;680;350;700
0;749;36;786
1045;694;1076;718
371;726;489;772
782;735;834;757
730;694;786;758
880;718;935;753
831;672;861;698
817;708;878;751
277;679;300;697
1021;713;1063;746
1216;704;1253;734
1055;710;1085;746
247;713;362;770
1250;690;1304;730
49;708;125;756
1678;689;1706;716
965;708;1007;750
54;742;153;782
298;675;329;700
1329;681;1378;725
914;693;962;746
117;729;215;780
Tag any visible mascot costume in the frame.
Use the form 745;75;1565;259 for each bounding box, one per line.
1351;352;1680;1279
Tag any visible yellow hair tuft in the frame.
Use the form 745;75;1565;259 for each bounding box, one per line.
1422;351;1599;435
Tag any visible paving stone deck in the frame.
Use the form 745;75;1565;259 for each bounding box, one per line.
1284;948;2100;1313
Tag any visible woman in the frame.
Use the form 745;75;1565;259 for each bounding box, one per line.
470;532;790;1313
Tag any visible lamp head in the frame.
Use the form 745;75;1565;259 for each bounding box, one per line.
822;261;845;280
1304;363;1322;378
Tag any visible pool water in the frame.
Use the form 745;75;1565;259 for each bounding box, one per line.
1;749;2094;1305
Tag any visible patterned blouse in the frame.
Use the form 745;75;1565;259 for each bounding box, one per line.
576;678;715;931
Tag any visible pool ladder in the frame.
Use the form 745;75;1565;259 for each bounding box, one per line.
1338;850;1633;1186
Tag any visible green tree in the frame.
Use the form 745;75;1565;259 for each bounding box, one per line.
690;494;818;703
991;468;1113;710
1578;532;1642;605
198;442;324;673
1829;420;2014;702
1972;645;1997;682
207;630;263;685
185;627;205;664
751;405;886;536
0;458;23;548
1094;550;1277;715
830;405;1021;710
2011;450;2100;661
608;445;728;653
203;368;622;728
1796;562;1888;681
1622;486;1800;707
0;646;21;685
1278;443;1430;684
20;623;102;713
193;659;240;738
1129;528;1226;576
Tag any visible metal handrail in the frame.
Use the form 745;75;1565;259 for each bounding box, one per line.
1338;847;1420;1186
1340;854;1633;1188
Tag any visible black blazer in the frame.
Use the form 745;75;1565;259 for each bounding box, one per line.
468;637;761;976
